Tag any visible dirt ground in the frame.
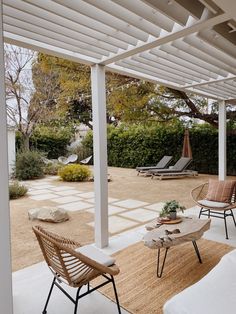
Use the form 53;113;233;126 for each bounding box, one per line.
10;167;226;271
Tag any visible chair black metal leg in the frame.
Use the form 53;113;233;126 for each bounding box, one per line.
198;208;203;218
208;210;210;218
157;248;169;278
111;276;121;314
42;277;56;314
74;287;82;314
230;209;236;227
192;241;202;263
224;211;229;239
87;283;90;292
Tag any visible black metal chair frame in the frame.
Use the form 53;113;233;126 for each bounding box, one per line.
156;240;202;278
43;273;121;314
199;207;236;240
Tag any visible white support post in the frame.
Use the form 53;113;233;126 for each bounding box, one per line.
0;1;13;314
218;100;226;180
91;64;108;248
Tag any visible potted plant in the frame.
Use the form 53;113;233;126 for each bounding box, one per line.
159;200;185;220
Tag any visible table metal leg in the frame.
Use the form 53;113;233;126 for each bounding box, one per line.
192;241;202;263
157;248;169;278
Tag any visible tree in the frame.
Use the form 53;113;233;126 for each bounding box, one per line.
108;84;236;128
31;54;138;129
32;53;236;129
4;45;58;150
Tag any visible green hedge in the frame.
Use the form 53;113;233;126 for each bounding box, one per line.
16;126;73;159
82;125;236;175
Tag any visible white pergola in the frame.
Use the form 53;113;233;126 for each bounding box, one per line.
0;1;236;313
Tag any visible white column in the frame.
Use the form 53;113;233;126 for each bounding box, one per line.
0;1;13;314
91;64;108;248
218;100;226;180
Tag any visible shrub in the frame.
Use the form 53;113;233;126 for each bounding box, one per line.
30;125;73;159
43;162;64;175
9;181;28;199
82;123;236;175
15;150;44;180
58;164;91;182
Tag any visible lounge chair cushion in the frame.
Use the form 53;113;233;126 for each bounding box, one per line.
206;180;236;203
76;245;115;266
198;199;229;208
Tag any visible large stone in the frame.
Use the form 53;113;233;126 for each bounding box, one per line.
28;206;69;223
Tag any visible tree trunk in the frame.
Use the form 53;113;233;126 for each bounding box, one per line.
22;134;30;151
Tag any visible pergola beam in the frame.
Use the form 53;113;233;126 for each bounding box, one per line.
4;32;97;65
106;63;222;100
184;74;236;88
100;12;230;65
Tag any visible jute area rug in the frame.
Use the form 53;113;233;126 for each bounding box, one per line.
96;239;233;314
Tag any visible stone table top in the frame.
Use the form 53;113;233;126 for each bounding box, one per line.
143;217;211;249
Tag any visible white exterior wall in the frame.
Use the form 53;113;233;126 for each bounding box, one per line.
7;129;15;176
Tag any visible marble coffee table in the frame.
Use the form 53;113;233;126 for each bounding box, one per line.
143;217;211;277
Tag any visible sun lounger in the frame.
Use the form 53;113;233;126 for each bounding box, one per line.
136;156;173;175
148;157;197;180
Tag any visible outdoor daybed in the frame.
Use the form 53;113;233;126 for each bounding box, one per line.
163;249;236;314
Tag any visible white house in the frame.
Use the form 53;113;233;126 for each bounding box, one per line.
7;127;15;176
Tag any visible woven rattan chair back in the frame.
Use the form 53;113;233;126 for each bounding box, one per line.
33;226;100;287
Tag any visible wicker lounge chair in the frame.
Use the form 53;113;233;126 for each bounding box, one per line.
148;157;195;180
136;155;173;176
32;226;121;314
191;182;236;239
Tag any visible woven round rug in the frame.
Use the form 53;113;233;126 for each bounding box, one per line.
95;239;233;314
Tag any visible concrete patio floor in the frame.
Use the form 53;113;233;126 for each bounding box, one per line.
11;167;236;313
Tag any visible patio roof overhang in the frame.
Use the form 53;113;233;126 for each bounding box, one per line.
0;1;236;313
2;0;236;102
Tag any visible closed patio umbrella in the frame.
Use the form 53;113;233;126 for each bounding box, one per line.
182;129;192;158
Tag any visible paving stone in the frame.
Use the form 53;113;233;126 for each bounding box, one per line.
120;208;158;222
58;201;93;212
52;196;83;204
29;193;58;201
113;199;149;209
144;202;165;212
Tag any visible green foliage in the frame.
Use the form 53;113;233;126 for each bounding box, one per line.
15;150;44;180
82;123;236;175
15;131;24;153
58;164;91;182
159;200;185;217
68;144;92;164
30;124;73;159
43;162;64;175
9;181;28;199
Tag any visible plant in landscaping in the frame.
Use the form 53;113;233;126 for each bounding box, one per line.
15;150;44;180
43;162;64;175
9;181;28;199
159;200;185;218
58;164;91;182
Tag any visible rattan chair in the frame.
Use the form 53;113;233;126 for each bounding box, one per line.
32;226;121;314
191;182;236;239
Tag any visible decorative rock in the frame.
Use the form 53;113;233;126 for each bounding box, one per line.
28;206;69;223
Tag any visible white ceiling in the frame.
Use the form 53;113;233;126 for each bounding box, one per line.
3;0;236;101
